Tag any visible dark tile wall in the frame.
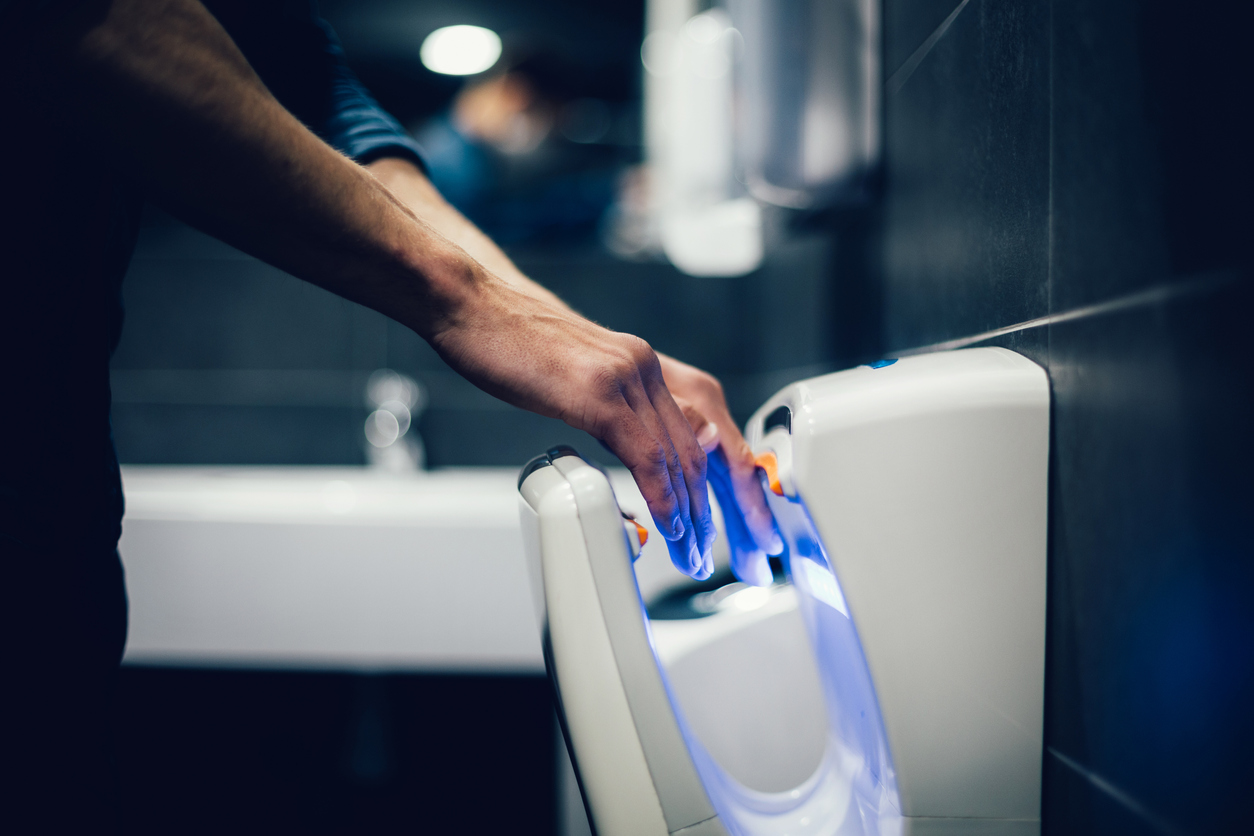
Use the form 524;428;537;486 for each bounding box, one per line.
881;0;1050;349
1045;281;1254;835
880;1;1252;833
883;0;967;76
1048;0;1171;311
111;208;834;467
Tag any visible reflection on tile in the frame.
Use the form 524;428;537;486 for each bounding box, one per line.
884;0;969;84
1043;751;1170;836
881;0;1050;351
946;322;1048;370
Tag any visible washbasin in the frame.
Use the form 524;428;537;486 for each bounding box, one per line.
119;464;709;671
119;466;543;670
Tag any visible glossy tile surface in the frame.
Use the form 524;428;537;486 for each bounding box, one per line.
883;0;966;76
881;0;1050;350
1048;0;1170;311
1044;279;1254;834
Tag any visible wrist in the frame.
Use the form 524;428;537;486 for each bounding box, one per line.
380;213;488;341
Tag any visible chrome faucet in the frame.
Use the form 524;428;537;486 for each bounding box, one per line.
364;369;426;471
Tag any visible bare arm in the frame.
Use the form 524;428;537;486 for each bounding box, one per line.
16;0;714;569
369;157;782;580
366;157;567;309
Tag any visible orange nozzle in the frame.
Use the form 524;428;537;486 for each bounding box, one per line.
754;451;785;496
632;520;649;548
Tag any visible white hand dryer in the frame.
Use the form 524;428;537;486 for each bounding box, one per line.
518;347;1050;836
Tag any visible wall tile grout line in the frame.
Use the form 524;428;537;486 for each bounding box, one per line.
1046;0;1055;370
890;271;1239;357
1047;748;1187;836
885;0;972;95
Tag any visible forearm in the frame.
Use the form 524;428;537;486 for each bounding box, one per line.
365;160;716;398
366;157;570;311
24;0;473;338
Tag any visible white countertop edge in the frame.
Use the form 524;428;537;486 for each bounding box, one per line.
121;651;546;675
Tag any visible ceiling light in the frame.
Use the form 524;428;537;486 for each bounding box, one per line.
420;25;502;76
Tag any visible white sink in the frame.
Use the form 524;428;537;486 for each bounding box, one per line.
119;466;546;671
119;465;695;672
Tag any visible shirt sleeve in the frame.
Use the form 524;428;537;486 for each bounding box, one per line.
205;0;427;171
304;16;428;169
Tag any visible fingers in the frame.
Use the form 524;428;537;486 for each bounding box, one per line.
675;398;721;452
675;396;772;585
701;409;779;555
597;354;691;549
679;402;781;557
664;532;713;581
708;448;774;587
600;405;685;541
647;382;715;577
725;436;784;555
670;397;721;578
598;343;712;580
656;357;780;556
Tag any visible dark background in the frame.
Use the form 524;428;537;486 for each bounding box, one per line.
114;671;555;834
110;1;1252;834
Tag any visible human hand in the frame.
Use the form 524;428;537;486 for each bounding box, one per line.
428;271;716;577
658;355;782;586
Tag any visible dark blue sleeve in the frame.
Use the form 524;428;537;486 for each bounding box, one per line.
204;0;427;171
305;17;428;169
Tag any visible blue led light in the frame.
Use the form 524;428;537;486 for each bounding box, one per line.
678;487;902;830
797;556;850;617
868;359;897;369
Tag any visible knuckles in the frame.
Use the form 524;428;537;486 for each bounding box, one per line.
624;335;660;373
649;441;674;473
687;446;709;476
587;336;661;399
589;362;630;398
